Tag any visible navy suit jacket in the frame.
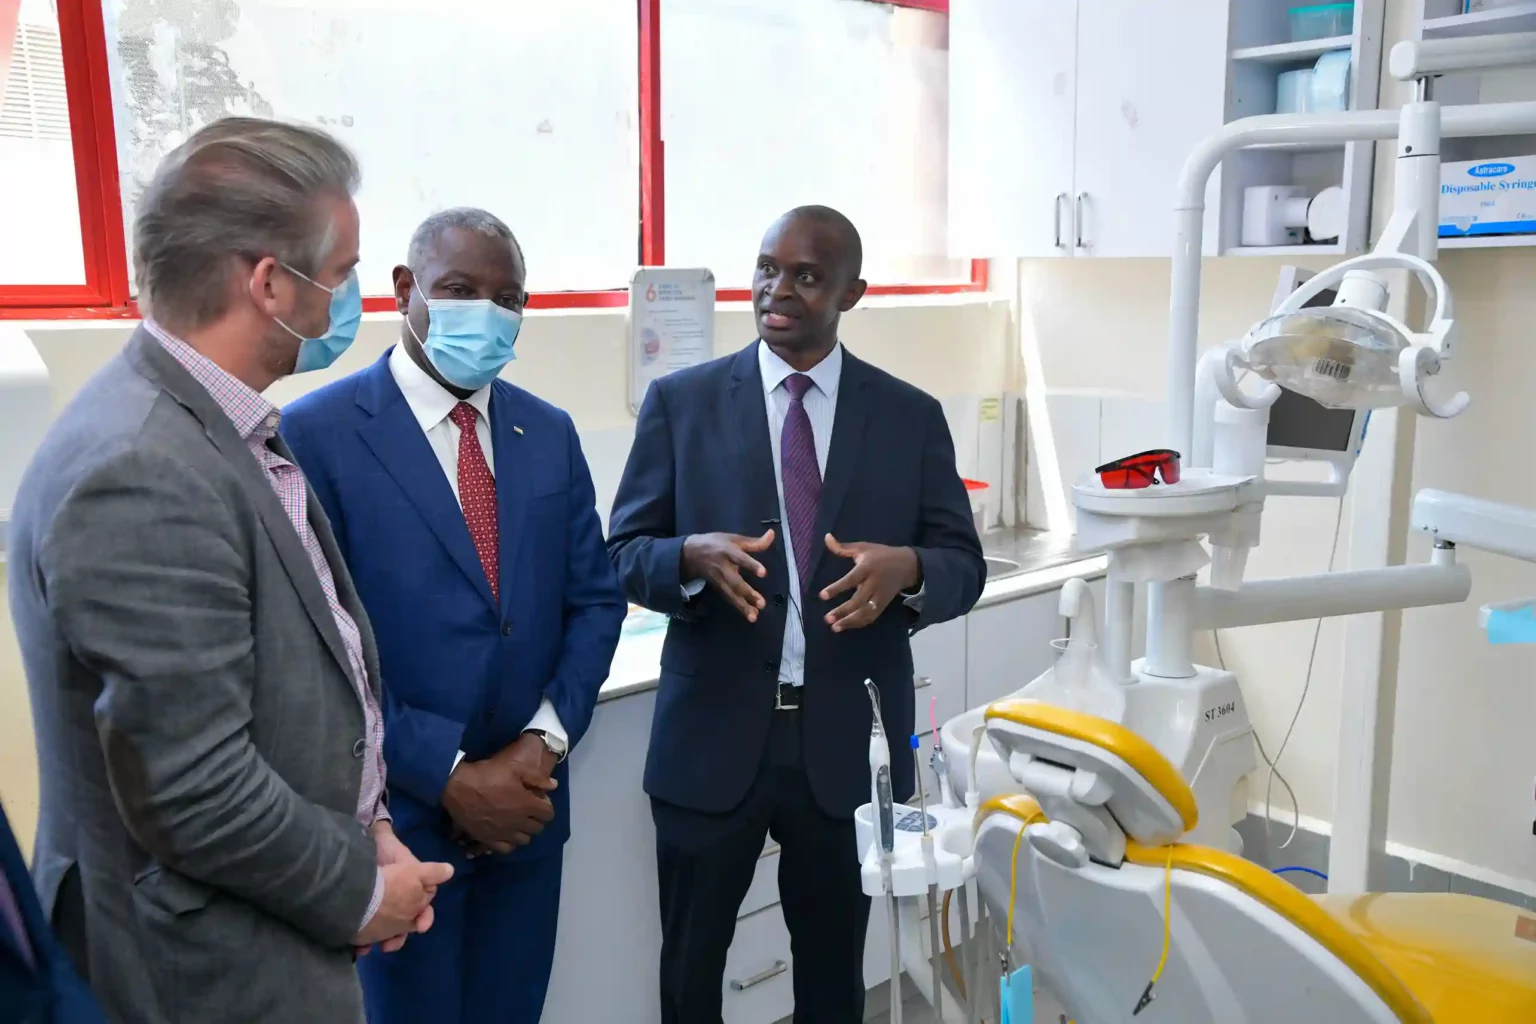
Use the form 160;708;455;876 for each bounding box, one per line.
608;343;985;818
281;350;626;858
0;803;102;1024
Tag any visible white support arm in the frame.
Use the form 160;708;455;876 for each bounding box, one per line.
1191;559;1471;631
1413;489;1536;563
1391;33;1536;81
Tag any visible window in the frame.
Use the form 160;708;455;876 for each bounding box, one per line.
660;0;964;288
103;0;639;297
0;0;86;286
1;0;979;318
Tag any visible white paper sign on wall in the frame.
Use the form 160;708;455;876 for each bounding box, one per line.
628;267;717;414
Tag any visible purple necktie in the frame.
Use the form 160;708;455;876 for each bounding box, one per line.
781;373;822;593
0;870;35;968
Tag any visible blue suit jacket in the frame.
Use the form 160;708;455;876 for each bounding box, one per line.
281;350;626;858
608;343;986;818
0;803;102;1024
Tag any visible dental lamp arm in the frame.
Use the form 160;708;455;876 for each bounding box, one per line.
1412;489;1536;563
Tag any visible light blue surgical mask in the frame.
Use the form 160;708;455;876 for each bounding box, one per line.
407;283;522;392
275;265;363;373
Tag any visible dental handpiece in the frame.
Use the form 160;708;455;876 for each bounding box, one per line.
866;680;895;856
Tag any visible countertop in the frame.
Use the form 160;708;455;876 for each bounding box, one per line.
599;528;1106;703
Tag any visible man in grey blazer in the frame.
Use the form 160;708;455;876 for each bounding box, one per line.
6;118;452;1024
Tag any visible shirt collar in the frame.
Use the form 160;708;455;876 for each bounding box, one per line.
757;339;843;401
144;319;278;441
388;343;493;433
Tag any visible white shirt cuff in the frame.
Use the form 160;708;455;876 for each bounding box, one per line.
451;750;466;773
902;580;927;612
525;698;568;752
359;867;385;931
681;578;705;600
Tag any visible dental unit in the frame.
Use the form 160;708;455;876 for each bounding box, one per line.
854;29;1536;1024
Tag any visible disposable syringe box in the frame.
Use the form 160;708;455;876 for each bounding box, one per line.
1440;157;1536;238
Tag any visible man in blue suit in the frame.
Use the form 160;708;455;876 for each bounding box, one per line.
608;206;986;1023
281;208;626;1024
0;800;103;1024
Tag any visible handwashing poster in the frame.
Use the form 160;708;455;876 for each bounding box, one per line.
629;268;716;413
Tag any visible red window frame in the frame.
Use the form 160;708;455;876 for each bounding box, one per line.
0;0;982;320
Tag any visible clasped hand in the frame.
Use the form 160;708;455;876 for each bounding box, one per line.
683;530;919;631
442;733;559;858
354;821;454;955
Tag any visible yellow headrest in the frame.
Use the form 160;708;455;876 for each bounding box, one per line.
1124;842;1433;1024
985;699;1199;833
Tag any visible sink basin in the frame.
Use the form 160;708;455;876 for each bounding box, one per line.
984;556;1024;580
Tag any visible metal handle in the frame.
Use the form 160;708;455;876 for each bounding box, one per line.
1075;192;1087;249
1053;192;1067;248
914;675;933;690
729;960;787;992
759;842;781;859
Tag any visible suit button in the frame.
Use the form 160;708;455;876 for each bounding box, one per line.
352;739;365;759
762;661;775;674
501;623;512;636
773;594;786;607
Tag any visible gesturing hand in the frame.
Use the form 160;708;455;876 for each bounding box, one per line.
819;535;922;633
681;530;775;621
442;744;558;856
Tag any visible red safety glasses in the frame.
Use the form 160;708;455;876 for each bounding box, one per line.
1095;449;1182;490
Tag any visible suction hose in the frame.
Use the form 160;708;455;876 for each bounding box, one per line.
897;897;969;1024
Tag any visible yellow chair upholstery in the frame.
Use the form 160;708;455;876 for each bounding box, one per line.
973;793;1047;833
1123;841;1435;1024
1315;893;1536;1024
985;698;1199;832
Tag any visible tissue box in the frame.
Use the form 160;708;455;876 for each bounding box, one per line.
1439;157;1536;238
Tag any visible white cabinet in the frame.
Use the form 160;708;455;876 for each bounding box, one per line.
543;689;664;1024
910;617;968;734
950;0;1229;258
948;0;1078;259
965;592;1064;709
1074;0;1231;257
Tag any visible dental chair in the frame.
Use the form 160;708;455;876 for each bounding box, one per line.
972;698;1536;1024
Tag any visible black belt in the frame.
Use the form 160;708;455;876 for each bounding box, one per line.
774;682;802;711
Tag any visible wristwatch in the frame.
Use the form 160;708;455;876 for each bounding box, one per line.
526;729;568;762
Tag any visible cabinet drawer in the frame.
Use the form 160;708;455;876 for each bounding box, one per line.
722;906;794;1024
738;841;781;918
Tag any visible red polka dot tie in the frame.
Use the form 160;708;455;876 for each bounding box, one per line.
450;402;499;601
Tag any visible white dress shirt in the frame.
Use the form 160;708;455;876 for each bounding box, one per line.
686;341;922;686
388;344;567;766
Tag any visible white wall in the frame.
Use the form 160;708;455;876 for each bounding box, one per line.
0;295;1014;849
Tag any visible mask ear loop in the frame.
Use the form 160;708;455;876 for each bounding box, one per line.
405;276;430;348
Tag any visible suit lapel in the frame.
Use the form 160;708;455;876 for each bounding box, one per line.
490;385;532;620
128;331;357;684
355;357;498;611
811;350;873;583
729;345;787;534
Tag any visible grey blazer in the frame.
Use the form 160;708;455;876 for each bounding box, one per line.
7;327;381;1024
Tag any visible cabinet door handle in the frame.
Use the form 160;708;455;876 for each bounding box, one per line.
729;960;788;992
1075;192;1087;250
759;843;781;859
915;675;933;690
1053;192;1067;248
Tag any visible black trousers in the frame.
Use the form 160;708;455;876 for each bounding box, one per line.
652;709;870;1024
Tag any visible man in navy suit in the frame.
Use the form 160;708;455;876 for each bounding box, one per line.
0;800;103;1024
281;208;627;1024
608;206;986;1022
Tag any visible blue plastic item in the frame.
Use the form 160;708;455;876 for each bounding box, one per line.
1487;603;1536;644
999;964;1033;1024
1289;3;1353;41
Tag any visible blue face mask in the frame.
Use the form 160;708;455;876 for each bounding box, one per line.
408;284;522;392
276;266;363;373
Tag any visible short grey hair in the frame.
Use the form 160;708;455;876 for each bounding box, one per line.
133;117;361;330
406;207;524;273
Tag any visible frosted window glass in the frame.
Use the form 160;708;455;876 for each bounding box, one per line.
0;0;86;286
102;0;639;296
661;0;963;287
